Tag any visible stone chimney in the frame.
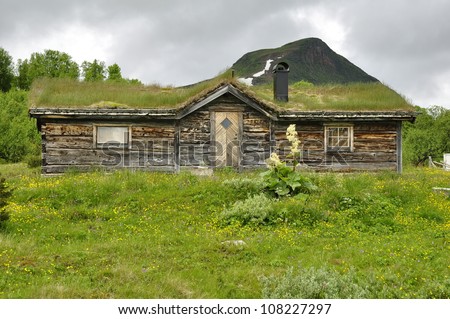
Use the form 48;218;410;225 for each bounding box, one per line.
273;62;289;102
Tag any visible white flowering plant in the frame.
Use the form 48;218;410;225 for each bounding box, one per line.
261;124;317;197
286;124;301;171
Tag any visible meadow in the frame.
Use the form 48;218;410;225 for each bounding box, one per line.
0;164;448;298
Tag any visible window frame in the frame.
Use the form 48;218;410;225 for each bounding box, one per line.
94;124;132;149
324;124;354;152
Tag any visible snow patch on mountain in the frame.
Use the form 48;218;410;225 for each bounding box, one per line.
238;77;254;86
238;59;275;86
253;59;274;77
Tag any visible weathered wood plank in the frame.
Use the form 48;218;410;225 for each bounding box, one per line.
354;133;396;139
354;123;397;132
46;148;121;165
130;139;175;152
132;126;175;138
353;142;396;152
243;118;269;127
241;143;271;152
242;133;270;141
45;136;93;149
307;162;397;172
43;164;176;174
42;123;93;136
273;123;324;131
274;131;323;140
45;148;175;166
179;132;210;143
275;139;324;149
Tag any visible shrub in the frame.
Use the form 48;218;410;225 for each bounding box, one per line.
0;91;40;163
220;194;279;226
260;266;369;299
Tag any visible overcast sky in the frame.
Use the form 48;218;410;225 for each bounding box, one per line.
1;0;449;108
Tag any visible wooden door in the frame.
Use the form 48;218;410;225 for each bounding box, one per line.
213;112;241;167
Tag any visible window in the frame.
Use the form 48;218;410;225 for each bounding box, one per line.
324;125;353;152
95;126;130;148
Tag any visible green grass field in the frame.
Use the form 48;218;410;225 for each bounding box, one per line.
0;164;448;298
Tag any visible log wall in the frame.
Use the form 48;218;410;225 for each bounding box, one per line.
38;100;400;174
41;121;176;174
178;110;211;167
273;121;399;171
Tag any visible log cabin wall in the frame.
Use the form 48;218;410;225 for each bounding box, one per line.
241;108;271;168
273;121;399;171
39;119;400;173
351;121;398;171
178;109;211;167
273;122;325;167
42;122;94;174
130;122;176;171
40;120;177;174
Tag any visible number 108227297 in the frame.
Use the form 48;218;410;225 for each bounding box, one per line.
260;303;331;315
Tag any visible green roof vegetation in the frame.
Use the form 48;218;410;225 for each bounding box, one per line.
248;81;414;111
29;73;231;110
29;70;414;111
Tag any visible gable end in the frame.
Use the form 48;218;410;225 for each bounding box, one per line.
176;84;277;120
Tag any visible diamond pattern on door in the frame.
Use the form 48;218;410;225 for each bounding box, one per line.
220;117;232;129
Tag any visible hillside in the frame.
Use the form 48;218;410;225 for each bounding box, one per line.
232;37;379;85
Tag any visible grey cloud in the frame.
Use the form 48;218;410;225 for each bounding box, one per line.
339;0;450;106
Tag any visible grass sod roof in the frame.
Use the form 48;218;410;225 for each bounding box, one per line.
29;71;414;112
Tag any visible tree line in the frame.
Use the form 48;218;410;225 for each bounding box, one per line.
403;105;450;166
0;46;142;165
0;47;141;92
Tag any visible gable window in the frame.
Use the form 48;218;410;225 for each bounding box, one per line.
95;125;130;148
324;125;353;152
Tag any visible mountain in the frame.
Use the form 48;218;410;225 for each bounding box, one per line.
232;37;379;85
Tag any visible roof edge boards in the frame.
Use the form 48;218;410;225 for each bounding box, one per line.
176;83;278;120
176;85;230;119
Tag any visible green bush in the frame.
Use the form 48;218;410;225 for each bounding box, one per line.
0;90;40;163
261;266;369;299
403;105;450;165
220;194;278;226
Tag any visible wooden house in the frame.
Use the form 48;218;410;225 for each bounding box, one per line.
29;67;416;174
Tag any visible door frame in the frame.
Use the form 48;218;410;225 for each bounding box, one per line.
210;106;244;168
